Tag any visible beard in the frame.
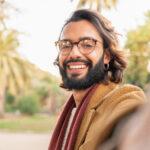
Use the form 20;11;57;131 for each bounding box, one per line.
58;57;107;90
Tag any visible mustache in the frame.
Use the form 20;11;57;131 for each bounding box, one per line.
63;58;92;68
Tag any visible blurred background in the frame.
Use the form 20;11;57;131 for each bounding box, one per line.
0;0;150;150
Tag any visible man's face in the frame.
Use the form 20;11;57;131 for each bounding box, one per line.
58;20;109;90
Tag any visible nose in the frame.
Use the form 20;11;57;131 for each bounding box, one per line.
68;44;82;59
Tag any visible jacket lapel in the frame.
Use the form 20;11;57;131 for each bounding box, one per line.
74;109;96;150
75;83;117;149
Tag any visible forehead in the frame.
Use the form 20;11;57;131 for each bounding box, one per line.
60;20;102;41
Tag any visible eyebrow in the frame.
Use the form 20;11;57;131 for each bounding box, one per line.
79;36;96;41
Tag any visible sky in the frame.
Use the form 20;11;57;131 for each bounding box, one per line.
6;0;150;76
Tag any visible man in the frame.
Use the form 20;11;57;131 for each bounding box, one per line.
49;9;146;150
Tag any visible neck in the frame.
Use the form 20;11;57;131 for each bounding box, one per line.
73;87;91;107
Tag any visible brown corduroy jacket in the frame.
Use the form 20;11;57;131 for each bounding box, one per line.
74;82;146;150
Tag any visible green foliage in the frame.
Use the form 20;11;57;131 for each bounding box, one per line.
4;74;68;115
0;29;19;52
5;104;17;112
5;92;17;112
124;10;150;88
30;75;68;114
17;95;40;115
6;92;15;104
124;52;149;88
34;85;49;103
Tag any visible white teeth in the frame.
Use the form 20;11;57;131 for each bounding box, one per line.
69;65;86;69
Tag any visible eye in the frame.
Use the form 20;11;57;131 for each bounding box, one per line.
59;41;72;49
80;39;95;49
82;44;93;49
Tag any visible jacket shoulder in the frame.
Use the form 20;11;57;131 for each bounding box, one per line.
103;83;146;104
95;84;147;126
95;84;147;128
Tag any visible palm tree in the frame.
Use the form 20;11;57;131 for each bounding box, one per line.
0;1;44;116
0;28;48;116
0;0;6;29
72;0;118;11
0;29;34;115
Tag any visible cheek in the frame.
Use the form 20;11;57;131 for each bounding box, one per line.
87;49;103;64
58;55;66;68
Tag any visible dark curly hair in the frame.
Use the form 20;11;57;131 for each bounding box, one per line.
54;9;127;84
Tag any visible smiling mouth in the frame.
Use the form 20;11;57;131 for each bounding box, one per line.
65;62;88;76
63;59;91;76
67;64;87;69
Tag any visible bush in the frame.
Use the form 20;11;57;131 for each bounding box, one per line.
5;92;16;112
17;95;40;115
6;92;15;104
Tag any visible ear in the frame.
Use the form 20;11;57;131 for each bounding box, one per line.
104;52;110;64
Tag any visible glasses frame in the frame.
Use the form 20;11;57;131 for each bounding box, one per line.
55;37;102;55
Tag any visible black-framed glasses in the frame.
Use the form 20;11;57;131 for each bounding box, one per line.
55;37;102;55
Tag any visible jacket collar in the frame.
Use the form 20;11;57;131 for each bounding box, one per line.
88;82;118;109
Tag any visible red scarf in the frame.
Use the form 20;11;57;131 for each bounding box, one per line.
48;84;98;150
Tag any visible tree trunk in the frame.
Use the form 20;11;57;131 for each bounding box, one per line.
0;88;5;117
0;75;7;117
